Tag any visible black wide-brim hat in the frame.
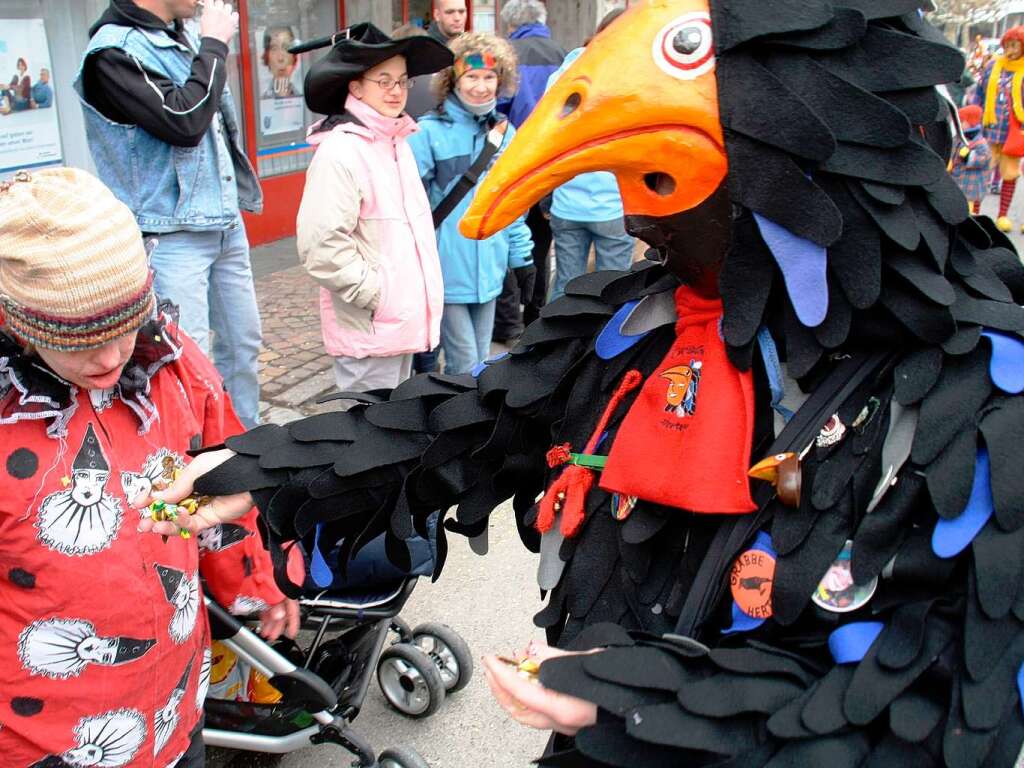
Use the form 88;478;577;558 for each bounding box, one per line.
297;22;453;116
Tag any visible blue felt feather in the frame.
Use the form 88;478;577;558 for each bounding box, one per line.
932;447;993;558
310;523;334;588
829;621;884;664
754;212;829;328
982;330;1024;394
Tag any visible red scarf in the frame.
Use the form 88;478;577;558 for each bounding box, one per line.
599;285;756;514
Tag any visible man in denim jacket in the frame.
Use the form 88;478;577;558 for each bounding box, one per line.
75;0;264;428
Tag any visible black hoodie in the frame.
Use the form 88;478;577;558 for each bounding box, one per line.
81;0;229;147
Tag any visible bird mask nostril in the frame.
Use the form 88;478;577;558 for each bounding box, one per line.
644;172;677;196
561;92;582;119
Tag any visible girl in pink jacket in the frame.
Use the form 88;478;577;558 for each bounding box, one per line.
297;24;453;392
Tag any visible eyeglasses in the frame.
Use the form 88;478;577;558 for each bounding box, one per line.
362;75;413;91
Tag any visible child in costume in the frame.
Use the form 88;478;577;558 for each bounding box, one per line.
973;26;1024;231
0;168;295;767
951;105;993;215
296;24;452;393
408;33;534;375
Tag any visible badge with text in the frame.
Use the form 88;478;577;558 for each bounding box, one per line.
811;540;877;613
730;546;776;620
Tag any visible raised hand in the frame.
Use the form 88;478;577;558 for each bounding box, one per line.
199;0;240;46
133;448;252;538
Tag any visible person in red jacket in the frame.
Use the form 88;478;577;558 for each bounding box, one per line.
0;167;298;768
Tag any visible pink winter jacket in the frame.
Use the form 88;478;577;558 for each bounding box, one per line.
298;95;443;359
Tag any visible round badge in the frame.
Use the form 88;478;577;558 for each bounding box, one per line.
811;540;878;613
730;547;776;620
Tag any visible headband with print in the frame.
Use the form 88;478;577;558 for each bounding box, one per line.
454;51;498;79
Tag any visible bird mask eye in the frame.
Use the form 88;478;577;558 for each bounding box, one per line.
653;12;715;80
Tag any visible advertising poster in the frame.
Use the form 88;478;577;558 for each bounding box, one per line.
0;19;62;174
254;25;305;136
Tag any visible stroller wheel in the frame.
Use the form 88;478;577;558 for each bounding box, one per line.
377;644;446;718
389;617;412;643
411;622;474;693
377;745;431;768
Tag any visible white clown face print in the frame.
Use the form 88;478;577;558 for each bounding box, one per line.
18;618;156;679
120;449;184;513
36;424;123;556
153;662;191;755
155;565;200;644
197;523;251;553
61;708;146;767
230;595;269;616
195;646;211;710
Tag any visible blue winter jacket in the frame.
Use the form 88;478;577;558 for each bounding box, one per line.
408;96;534;305
499;24;566;128
547;48;625;223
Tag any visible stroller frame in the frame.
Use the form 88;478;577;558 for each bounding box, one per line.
202;578;420;767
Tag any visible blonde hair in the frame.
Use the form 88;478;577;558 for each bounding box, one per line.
432;32;519;106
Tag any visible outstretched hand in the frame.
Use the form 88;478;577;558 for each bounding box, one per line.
133;449;252;537
482;642;599;736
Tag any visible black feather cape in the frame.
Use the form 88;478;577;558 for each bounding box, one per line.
195;2;1024;765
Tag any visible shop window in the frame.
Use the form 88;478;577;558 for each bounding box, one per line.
0;4;64;175
473;0;496;33
245;0;338;178
395;0;434;30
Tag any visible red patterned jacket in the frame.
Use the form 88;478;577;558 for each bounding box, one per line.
0;315;285;767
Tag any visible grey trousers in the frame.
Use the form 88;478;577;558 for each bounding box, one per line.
332;353;414;395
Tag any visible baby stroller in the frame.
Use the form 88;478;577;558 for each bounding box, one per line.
201;522;473;768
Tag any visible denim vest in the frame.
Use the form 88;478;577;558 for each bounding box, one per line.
74;24;262;233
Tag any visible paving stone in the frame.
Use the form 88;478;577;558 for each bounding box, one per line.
277;370;336;408
262;405;305;425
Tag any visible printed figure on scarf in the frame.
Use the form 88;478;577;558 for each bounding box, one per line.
972;25;1024;231
951;104;994;215
0;168;299;768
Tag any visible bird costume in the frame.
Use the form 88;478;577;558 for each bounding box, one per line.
193;2;1024;766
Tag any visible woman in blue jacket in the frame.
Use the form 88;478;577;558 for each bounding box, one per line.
409;33;534;375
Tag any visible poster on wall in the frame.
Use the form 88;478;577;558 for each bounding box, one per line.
254;25;305;136
0;19;62;174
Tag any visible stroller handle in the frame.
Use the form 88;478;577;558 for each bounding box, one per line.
204;596;338;713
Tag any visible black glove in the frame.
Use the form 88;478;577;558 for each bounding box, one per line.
513;264;537;305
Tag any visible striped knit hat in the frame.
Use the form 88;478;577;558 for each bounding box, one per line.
0;168;154;351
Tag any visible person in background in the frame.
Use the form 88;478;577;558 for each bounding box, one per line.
492;0;566;344
394;22;443;374
0;167;295;768
409;33;534;375
31;66;53;108
428;0;468;46
9;57;31;111
297;23;451;394
547;9;635;301
261;25;300;99
952;105;994;216
75;0;264;429
972;26;1024;233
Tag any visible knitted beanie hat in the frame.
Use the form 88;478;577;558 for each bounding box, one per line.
0;168;154;351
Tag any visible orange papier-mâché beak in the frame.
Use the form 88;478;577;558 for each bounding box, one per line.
460;0;728;240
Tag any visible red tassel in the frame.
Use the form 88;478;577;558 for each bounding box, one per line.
536;370;643;538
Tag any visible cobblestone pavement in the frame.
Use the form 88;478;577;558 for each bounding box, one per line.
250;237;339;425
